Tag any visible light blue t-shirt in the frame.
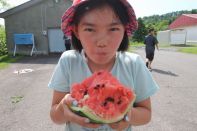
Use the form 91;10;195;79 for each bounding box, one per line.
48;50;159;131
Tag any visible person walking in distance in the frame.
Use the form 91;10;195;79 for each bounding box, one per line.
144;28;159;70
63;35;71;50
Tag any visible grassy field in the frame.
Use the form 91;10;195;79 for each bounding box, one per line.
177;45;197;54
0;55;22;69
129;42;197;54
129;42;143;52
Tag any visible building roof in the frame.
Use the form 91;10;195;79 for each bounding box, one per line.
0;0;44;18
169;14;197;29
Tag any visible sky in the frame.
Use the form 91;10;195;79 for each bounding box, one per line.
129;0;197;18
0;0;197;24
6;0;197;17
7;0;30;6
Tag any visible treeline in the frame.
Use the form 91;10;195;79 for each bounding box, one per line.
132;9;197;42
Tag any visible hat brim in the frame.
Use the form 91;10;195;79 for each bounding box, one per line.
61;0;138;36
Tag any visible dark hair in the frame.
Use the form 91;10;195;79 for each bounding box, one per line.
71;0;130;52
148;28;155;33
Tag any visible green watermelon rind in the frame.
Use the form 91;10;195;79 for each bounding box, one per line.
70;95;136;124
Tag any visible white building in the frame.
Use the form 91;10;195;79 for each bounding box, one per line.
157;14;197;45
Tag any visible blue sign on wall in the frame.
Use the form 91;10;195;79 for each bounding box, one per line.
14;34;34;45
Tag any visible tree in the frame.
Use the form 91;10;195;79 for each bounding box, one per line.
191;9;197;14
0;0;9;6
132;18;147;42
0;0;10;12
0;25;7;56
0;0;9;56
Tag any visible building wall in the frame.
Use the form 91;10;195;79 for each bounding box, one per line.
170;25;197;45
170;29;187;45
158;25;197;45
185;25;197;44
4;0;71;55
157;30;170;44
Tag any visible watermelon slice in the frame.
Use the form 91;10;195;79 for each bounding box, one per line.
70;71;136;123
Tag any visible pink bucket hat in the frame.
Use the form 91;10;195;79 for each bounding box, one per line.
61;0;138;36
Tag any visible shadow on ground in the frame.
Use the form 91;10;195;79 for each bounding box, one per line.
152;68;178;77
13;53;61;65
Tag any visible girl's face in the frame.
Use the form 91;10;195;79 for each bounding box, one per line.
74;5;125;69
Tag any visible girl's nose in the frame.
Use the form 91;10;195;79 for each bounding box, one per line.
96;36;108;48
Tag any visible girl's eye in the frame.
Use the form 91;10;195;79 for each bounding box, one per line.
110;28;120;31
84;28;94;32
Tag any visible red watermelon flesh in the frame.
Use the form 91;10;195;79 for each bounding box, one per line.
70;71;136;123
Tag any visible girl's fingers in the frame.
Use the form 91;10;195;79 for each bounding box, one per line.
63;94;76;106
62;94;101;128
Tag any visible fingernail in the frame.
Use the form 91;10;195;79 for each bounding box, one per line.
124;115;129;122
72;100;78;106
85;118;90;123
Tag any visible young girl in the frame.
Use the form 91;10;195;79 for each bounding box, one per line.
48;0;159;131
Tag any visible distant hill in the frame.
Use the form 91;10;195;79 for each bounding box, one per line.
141;9;197;31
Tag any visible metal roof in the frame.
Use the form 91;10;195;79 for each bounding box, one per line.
169;14;197;29
0;0;44;18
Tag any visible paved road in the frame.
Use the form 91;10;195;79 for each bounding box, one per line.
0;55;64;131
133;48;197;131
0;49;197;131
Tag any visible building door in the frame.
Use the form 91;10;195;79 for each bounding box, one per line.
170;29;187;45
48;29;65;52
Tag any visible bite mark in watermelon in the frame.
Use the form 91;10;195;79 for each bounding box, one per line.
70;71;136;123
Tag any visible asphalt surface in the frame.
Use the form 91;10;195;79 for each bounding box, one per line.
0;48;197;131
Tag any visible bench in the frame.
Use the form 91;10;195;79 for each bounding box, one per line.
13;33;36;56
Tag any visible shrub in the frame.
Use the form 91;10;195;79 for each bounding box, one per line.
0;25;7;56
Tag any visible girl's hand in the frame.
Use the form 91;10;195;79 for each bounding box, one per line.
108;110;131;131
61;94;102;128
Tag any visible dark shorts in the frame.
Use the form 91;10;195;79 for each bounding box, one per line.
146;51;154;61
145;47;155;61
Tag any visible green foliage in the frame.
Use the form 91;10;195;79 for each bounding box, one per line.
0;0;10;13
142;9;197;31
128;42;144;52
0;0;10;9
131;9;197;43
132;18;147;42
155;20;169;31
0;0;10;56
11;95;24;104
0;25;7;56
191;9;197;14
0;55;23;69
178;45;197;54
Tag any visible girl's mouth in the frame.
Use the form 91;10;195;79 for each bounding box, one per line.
96;52;107;56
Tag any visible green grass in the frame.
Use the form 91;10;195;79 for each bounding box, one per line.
11;95;24;104
128;42;144;52
178;47;197;54
129;42;171;49
130;42;144;47
0;55;23;69
129;42;197;54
